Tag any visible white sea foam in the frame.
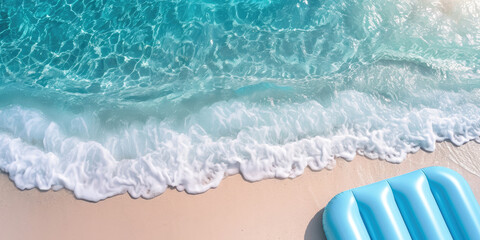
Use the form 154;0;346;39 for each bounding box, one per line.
1;89;480;201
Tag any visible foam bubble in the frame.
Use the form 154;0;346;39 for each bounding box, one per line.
1;88;480;201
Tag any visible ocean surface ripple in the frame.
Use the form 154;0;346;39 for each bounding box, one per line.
0;0;480;201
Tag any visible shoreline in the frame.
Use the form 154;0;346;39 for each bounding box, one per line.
1;141;480;240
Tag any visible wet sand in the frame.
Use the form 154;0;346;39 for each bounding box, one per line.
1;141;479;240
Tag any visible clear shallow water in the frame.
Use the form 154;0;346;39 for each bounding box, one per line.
0;0;480;201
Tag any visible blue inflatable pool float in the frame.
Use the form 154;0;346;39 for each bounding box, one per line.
323;167;480;239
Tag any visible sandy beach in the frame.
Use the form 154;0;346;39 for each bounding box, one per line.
1;141;479;240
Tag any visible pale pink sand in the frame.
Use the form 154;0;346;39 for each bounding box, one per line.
1;142;479;240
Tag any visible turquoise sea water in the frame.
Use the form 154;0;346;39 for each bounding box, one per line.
0;0;479;201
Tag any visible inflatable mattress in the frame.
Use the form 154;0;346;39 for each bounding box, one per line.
323;167;480;239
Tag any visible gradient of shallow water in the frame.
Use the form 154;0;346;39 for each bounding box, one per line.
0;0;480;201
